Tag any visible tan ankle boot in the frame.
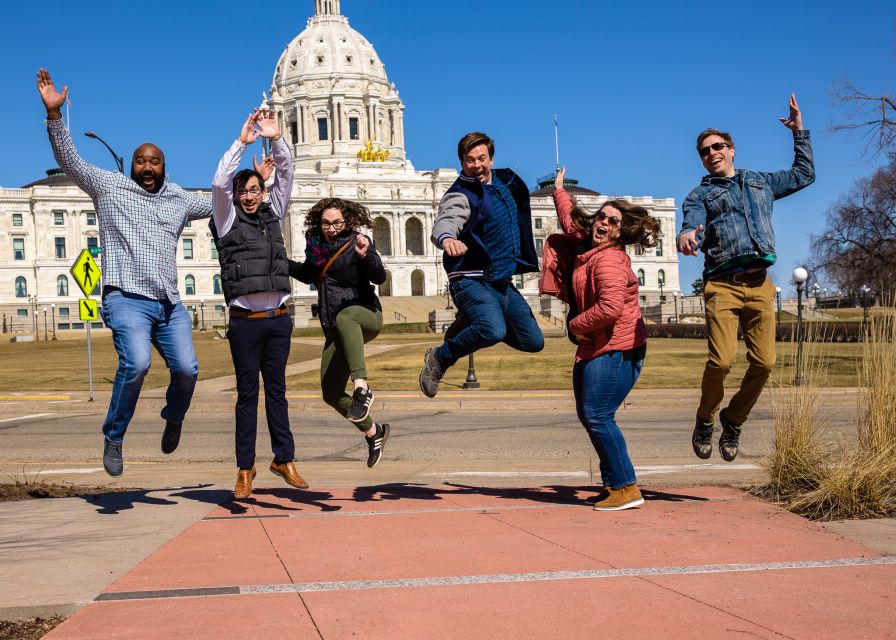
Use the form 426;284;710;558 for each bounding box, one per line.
594;484;644;511
234;466;256;500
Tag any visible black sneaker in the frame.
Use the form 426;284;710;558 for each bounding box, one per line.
161;420;182;454
365;423;390;468
419;348;444;398
718;410;743;462
691;416;714;460
103;439;123;477
347;387;375;423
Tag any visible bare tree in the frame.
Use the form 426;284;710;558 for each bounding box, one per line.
830;77;896;158
810;161;896;298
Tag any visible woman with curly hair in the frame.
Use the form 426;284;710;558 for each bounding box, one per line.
289;197;390;467
552;167;661;511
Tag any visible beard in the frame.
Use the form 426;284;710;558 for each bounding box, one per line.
130;165;164;193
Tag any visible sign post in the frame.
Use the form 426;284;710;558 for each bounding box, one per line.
71;249;102;402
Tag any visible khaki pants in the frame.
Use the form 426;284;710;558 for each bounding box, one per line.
698;273;776;425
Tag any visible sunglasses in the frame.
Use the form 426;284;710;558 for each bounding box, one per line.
698;141;731;157
594;211;621;226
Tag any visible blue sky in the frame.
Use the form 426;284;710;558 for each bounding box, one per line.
3;0;894;293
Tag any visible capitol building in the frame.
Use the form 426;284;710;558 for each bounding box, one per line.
0;0;679;334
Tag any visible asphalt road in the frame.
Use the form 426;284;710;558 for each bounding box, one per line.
0;387;862;488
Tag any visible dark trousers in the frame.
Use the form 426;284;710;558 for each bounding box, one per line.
227;314;295;469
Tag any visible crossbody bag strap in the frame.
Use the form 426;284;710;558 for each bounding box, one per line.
317;238;355;286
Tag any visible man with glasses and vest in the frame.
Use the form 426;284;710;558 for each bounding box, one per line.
677;94;815;462
419;131;544;397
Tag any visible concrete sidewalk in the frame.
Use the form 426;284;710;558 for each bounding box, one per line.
30;483;896;639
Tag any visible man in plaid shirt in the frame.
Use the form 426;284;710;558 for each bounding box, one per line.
37;69;213;477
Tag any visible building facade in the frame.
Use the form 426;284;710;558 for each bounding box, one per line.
0;0;678;334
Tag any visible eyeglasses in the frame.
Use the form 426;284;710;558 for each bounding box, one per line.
595;211;621;226
320;220;345;230
237;187;263;197
698;141;731;157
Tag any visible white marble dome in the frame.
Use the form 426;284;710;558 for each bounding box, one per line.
273;2;389;88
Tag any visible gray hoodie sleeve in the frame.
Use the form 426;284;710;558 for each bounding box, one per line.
431;192;471;248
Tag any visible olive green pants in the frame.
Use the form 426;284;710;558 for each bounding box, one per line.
697;274;776;425
320;306;383;432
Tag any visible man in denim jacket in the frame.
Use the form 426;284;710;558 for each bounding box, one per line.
677;94;815;462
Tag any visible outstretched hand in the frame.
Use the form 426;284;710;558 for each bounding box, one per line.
36;68;67;120
677;225;704;257
255;109;281;140
355;234;370;257
554;166;566;190
253;155;275;182
779;93;803;131
239;112;260;145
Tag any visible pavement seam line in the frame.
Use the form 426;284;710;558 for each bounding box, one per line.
91;557;896;602
202;503;580;520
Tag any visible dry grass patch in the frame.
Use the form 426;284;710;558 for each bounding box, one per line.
754;316;896;520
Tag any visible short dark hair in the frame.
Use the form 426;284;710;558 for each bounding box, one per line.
696;128;734;151
457;131;494;162
232;169;265;204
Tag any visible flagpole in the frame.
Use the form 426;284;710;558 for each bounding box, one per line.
554;114;560;172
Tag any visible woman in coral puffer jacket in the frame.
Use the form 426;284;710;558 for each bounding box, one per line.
552;168;662;511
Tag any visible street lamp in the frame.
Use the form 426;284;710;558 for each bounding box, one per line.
42;306;48;341
463;353;480;389
792;267;808;386
658;278;665;323
860;285;871;334
775;286;782;323
672;290;680;322
811;283;820;310
199;299;206;332
50;303;57;341
84;132;124;173
27;294;38;336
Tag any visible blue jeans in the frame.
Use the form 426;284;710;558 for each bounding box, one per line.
436;279;544;369
100;290;199;443
572;346;645;489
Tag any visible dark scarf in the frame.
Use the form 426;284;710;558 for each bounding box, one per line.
305;229;351;268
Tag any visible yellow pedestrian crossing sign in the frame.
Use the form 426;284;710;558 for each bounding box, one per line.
79;298;99;322
71;249;101;297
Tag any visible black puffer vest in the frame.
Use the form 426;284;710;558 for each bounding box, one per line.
210;203;291;305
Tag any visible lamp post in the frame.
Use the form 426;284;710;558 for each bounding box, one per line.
811;283;820;310
672;290;680;322
50;303;57;341
199;299;206;332
775;286;782;323
658;278;665;323
84;132;124;173
462;354;480;389
42;306;48;341
27;294;38;336
860;285;871;335
792;267;808;386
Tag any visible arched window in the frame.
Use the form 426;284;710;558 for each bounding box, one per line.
411;269;425;296
637;269;645;287
405;217;424;256
185;275;196;296
373;217;391;256
658;269;666;286
15;277;27;298
57;275;69;296
213;274;222;295
379;270;392;297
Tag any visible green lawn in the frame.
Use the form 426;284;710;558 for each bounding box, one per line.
0;331;864;392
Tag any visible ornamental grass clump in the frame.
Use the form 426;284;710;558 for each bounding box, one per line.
757;309;896;520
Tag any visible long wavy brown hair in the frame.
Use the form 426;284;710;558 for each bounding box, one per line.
304;197;374;232
569;197;661;249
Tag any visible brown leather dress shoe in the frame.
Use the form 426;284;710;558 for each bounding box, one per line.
270;460;309;489
234;466;256;500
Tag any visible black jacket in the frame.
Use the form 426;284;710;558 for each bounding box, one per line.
289;230;386;329
210;203;290;304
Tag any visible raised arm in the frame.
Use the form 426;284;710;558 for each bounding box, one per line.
355;234;387;285
210;112;259;233
258;110;294;219
552;167;586;238
37;69;109;197
761;94;815;199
